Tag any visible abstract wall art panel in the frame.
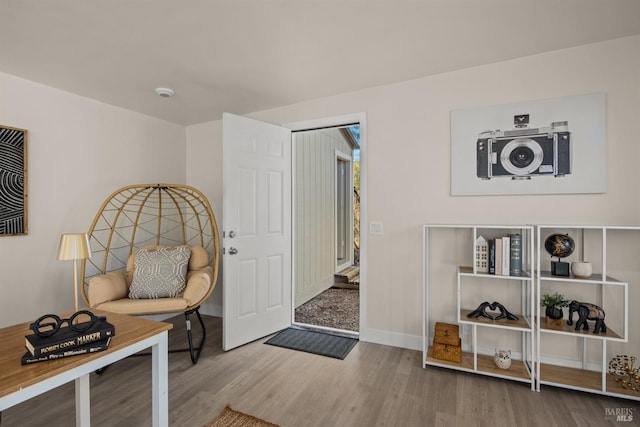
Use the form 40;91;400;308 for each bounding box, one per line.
0;125;28;236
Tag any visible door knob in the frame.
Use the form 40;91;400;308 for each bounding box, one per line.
228;247;238;255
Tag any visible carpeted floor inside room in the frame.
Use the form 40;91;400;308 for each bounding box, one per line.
294;287;359;332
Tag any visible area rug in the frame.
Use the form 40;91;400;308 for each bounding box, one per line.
207;405;280;427
264;327;358;359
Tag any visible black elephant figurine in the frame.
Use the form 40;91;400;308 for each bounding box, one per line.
566;300;607;334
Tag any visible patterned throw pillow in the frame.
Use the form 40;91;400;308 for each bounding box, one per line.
129;247;192;299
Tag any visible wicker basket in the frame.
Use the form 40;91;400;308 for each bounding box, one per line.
433;341;462;363
434;322;460;346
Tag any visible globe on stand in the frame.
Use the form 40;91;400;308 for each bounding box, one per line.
544;233;575;276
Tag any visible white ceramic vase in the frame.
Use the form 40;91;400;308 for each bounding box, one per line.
571;261;593;279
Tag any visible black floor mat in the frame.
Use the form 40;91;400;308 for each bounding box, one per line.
264;327;358;359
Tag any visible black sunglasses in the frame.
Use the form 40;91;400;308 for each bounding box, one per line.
29;310;106;338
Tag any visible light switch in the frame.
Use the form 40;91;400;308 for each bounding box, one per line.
369;222;383;235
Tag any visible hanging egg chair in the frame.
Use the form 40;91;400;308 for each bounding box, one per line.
80;184;220;363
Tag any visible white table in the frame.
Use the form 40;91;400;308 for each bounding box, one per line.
0;310;172;426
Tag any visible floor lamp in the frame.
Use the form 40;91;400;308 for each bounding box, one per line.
57;233;92;312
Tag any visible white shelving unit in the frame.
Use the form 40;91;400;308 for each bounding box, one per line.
536;225;639;401
423;224;535;390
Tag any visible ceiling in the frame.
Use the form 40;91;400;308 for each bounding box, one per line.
2;1;640;126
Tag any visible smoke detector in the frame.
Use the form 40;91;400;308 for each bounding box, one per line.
154;87;174;98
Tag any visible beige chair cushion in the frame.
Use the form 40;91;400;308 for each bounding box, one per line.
95;297;188;315
88;270;128;307
87;245;213;314
184;266;214;306
188;246;209;270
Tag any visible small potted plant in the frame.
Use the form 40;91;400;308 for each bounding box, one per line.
541;292;569;325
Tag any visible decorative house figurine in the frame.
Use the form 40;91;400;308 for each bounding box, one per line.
475;236;488;273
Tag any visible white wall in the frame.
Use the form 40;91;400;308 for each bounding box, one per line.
0;71;187;327
186;35;640;349
2;34;634;344
185;120;224;315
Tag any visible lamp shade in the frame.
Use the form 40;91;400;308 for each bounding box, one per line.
57;233;92;260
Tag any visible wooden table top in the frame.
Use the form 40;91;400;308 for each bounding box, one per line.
0;309;172;399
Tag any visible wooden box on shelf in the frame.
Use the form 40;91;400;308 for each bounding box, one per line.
432;342;462;363
433;322;462;363
434;322;460;346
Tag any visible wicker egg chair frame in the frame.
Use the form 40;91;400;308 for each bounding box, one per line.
80;183;220;364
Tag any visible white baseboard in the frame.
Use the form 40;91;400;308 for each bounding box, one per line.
150;306;601;372
538;354;602;371
193;310;423;353
462;344;524;362
200;303;222;318
359;327;422;351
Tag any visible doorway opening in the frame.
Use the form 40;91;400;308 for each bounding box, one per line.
292;124;360;334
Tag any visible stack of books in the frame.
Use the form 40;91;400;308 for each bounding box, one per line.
487;233;522;276
22;317;115;365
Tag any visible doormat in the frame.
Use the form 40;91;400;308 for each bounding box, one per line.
264;327;358;359
207;405;280;427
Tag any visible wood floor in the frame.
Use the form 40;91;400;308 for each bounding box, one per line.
3;315;638;427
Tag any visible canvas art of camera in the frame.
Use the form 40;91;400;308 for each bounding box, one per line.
476;114;571;180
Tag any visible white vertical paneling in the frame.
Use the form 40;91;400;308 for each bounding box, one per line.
294;128;353;307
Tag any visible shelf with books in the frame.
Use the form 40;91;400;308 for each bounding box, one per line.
458;266;533;280
423;224;535;390
536;225;639;401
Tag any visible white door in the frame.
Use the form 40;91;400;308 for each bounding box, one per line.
223;113;292;351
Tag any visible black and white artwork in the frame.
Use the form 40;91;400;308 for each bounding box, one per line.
0;125;27;235
450;93;606;196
